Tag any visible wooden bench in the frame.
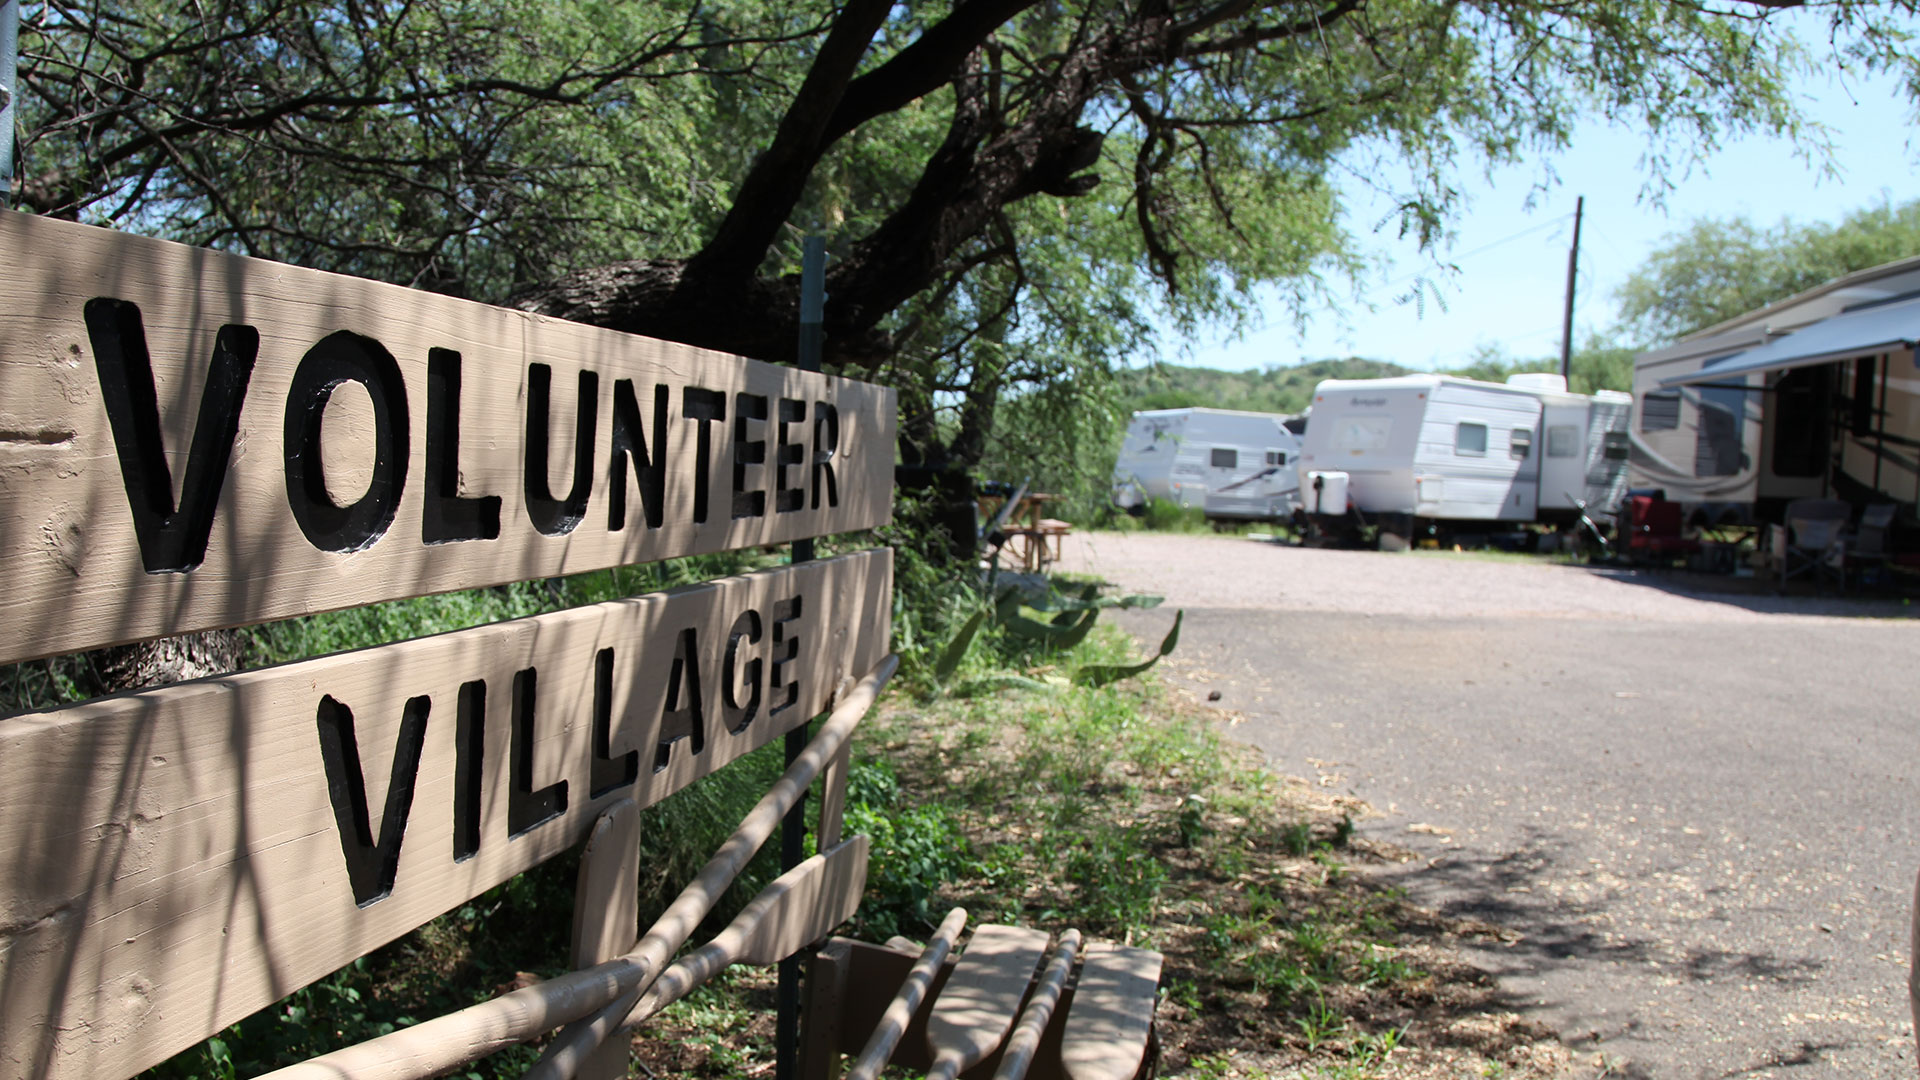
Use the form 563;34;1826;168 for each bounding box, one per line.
802;918;1162;1080
0;211;1156;1080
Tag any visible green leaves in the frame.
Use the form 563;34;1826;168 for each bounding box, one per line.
1073;610;1183;689
1617;196;1920;341
925;582;1178;695
932;609;989;684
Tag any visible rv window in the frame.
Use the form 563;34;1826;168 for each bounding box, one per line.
1210;447;1237;468
1455;422;1488;455
1693;386;1745;477
1510;428;1533;459
1547;425;1578;457
1641;391;1680;431
1265;450;1288;466
1331;416;1392;452
1603;431;1630;460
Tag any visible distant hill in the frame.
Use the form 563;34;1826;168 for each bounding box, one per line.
1116;358;1414;417
1116;344;1632;418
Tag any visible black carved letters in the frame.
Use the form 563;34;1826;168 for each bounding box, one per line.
309;584;818;907
86;298;258;573
424;349;502;544
509;667;569;836
655;627;706;771
317;694;431;907
812;402;840;510
591;648;641;798
85;301;854;563
452;679;487;863
525;364;599;536
775;398;806;513
769;596;802;719
682;387;726;525
284;331;411;552
732;393;768;519
609;380;668;531
722;609;764;735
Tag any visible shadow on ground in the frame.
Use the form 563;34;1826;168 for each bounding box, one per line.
1581;565;1920;619
1366;825;1843;1078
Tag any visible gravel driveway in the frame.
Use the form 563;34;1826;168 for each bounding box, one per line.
1056;532;1920;1079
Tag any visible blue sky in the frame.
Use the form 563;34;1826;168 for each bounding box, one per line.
1179;58;1916;374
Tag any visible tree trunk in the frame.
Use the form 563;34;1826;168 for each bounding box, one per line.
87;629;247;696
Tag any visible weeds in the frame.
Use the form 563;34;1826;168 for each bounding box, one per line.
1295;996;1350;1053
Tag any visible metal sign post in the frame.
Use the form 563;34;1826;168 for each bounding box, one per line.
1;0;20;199
777;234;829;1080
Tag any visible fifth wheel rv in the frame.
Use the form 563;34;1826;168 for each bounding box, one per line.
1297;373;1631;544
1630;254;1920;528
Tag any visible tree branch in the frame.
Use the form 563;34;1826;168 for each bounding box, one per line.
678;0;895;289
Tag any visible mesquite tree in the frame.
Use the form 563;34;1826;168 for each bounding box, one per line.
13;0;1917;482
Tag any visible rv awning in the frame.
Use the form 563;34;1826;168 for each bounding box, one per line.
1659;294;1920;388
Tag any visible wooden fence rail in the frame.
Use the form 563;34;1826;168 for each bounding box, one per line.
0;210;894;665
0;210;897;1080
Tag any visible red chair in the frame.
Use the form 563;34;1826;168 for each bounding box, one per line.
1624;495;1700;562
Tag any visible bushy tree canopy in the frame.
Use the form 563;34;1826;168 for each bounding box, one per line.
1616;195;1920;340
13;0;1918;478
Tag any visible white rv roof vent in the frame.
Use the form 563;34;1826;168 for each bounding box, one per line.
1505;372;1567;393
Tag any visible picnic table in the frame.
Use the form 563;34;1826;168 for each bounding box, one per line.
980;492;1072;572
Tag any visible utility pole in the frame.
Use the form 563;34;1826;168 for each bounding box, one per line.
1559;195;1585;383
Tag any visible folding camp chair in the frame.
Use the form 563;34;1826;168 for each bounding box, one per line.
1851;503;1899;587
1778;497;1851;593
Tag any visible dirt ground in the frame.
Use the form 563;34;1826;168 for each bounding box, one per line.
1058;532;1920;1079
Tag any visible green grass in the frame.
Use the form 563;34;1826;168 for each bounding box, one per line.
1099;498;1282;538
1406;545;1587;566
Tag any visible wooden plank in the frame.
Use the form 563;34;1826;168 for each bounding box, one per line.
847;908;969;1080
0;210;896;664
1058;943;1162;1080
801;940;856;1080
570;800;641;971
523;837;870;1080
568;800;640;1080
0;549;890;1080
624;834;872;1023
991;930;1081;1080
924;925;1052;1080
737;833;870;965
829;937;1085;1080
817;739;854;850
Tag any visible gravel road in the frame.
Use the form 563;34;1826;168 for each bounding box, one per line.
1056;531;1920;1079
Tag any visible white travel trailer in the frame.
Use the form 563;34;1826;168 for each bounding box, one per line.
1111;407;1303;520
1296;373;1631;540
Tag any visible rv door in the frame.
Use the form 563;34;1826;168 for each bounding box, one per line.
1501;422;1539;519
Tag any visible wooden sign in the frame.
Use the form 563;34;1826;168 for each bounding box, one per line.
0;210;896;664
0;549;890;1080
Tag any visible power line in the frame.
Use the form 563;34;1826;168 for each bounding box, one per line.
1371;212;1575;299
